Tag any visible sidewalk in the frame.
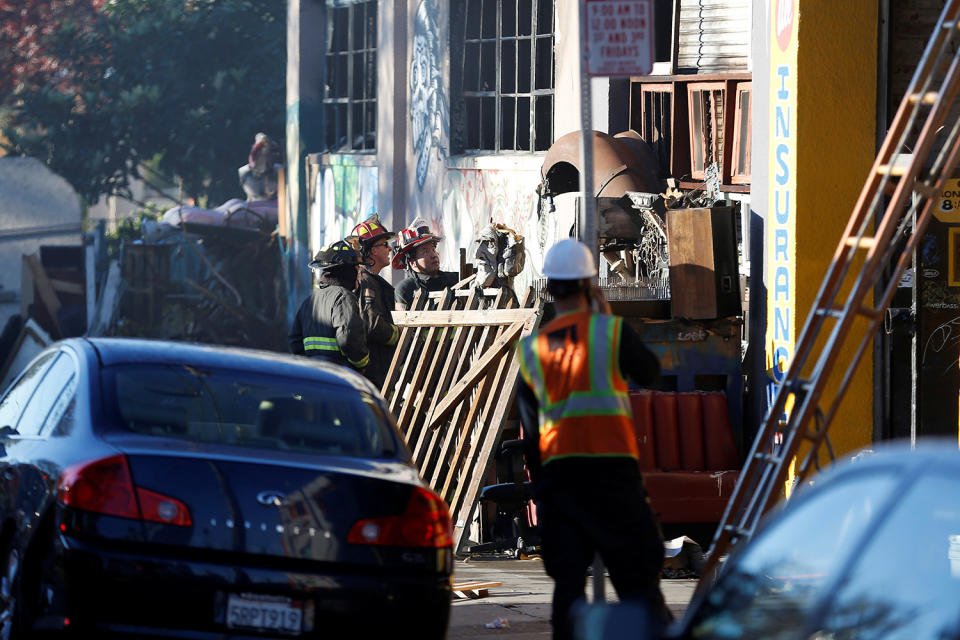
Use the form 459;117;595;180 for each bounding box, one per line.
447;558;697;639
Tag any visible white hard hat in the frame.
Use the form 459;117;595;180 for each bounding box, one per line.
542;238;597;280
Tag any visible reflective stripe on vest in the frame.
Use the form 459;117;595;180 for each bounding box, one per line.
304;336;340;352
518;312;637;465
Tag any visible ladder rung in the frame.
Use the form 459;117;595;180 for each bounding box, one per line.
907;91;939;105
790;378;814;392
877;164;907;177
942;20;960;30
723;524;752;539
844;236;876;249
753;451;783;465
817;304;882;320
816;307;844;319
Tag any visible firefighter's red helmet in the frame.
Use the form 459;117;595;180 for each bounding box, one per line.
391;217;442;269
350;213;395;254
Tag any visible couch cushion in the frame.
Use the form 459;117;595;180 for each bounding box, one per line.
629;391;658;471
651;392;680;469
676;392;706;471
642;470;739;523
703;392;739;470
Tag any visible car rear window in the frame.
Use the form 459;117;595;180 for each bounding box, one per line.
688;470;897;639
103;364;402;458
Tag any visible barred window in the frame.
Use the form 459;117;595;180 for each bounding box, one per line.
323;0;377;152
451;0;555;153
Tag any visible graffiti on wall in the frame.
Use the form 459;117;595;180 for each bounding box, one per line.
440;168;562;292
410;0;448;190
310;158;378;257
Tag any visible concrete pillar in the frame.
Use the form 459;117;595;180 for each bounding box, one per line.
285;0;324;319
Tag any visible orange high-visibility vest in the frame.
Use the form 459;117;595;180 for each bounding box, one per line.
516;310;638;466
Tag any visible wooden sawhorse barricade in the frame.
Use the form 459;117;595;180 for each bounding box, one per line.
382;282;542;551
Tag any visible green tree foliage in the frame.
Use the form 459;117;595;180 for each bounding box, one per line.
1;0;286;207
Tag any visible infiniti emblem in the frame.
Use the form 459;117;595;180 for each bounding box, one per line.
256;490;286;506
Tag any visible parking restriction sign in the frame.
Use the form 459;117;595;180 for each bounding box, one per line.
585;0;654;77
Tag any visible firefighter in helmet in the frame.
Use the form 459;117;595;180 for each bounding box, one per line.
515;238;668;640
288;240;369;372
392;217;460;310
350;214;400;388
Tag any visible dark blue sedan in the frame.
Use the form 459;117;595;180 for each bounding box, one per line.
0;338;452;638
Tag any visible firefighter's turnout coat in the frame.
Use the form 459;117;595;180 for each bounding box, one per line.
289;283;369;371
356;265;399;388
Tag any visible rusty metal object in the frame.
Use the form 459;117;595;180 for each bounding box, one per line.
540;130;662;199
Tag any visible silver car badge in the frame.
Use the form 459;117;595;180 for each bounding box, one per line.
256;490;286;506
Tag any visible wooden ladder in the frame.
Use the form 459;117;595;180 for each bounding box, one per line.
703;0;960;581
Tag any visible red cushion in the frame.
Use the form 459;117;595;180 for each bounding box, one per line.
676;392;706;471
703;392;739;470
642;470;739;523
651;392;680;470
629;391;657;471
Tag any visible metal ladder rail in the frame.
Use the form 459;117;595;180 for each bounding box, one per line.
700;0;960;578
769;8;960;504
708;13;960;553
795;94;960;481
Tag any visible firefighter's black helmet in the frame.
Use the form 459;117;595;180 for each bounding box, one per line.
309;240;361;271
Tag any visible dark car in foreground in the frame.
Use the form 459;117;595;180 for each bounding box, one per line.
0;338;452;638
580;441;960;640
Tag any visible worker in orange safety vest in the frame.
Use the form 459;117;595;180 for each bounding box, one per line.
515;238;668;640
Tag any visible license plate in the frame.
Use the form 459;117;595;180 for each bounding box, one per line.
226;593;302;635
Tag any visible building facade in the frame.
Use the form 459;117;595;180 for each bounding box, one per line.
287;0;956;454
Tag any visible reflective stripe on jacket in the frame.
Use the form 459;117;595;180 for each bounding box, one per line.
516;310;637;466
288;284;369;370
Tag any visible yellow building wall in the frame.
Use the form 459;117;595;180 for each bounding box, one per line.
795;1;878;458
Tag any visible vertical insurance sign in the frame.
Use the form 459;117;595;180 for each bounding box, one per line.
585;0;654;77
766;0;797;405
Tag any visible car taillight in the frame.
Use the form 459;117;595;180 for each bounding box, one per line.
348;486;452;548
57;455;192;527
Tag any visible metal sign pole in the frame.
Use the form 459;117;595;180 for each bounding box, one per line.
578;0;598;263
579;0;605;602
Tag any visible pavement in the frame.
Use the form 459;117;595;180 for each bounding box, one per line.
447;558;698;639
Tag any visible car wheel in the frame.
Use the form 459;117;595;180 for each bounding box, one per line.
0;547;20;640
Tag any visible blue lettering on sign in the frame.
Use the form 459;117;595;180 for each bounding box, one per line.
772;346;790;382
775;306;790;342
775;189;790;224
777;65;789;100
775;144;789;185
776;105;790;138
775;228;788;262
775;266;790;302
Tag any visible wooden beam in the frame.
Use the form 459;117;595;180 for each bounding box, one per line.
23;254;62;337
393;307;535;328
427;318;526;430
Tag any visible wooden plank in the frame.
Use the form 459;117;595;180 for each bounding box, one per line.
411;293;472;466
449;289;537;529
23;253;62;337
440;295;518;500
415;290;482;472
429;290;509;491
427;319;527;430
666;208;718;319
398;289;455;454
388;289;429;419
49;278;84;296
392;307;535;327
